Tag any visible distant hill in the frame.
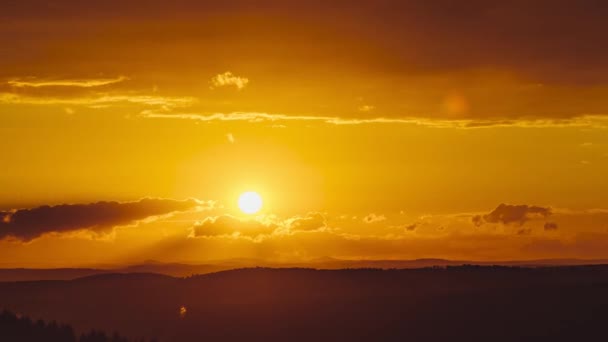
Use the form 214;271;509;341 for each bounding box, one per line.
2;258;607;282
0;268;109;282
1;266;608;341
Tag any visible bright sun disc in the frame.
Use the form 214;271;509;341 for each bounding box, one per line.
238;191;263;214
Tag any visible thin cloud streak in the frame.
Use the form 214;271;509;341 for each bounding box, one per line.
0;93;196;108
7;76;129;88
141;110;608;129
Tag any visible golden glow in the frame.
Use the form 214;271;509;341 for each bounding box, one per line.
1;2;608;267
238;192;263;214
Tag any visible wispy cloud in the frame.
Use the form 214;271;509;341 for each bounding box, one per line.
358;105;375;112
140;110;608;129
0;93;196;108
210;72;249;90
141;110;441;126
7;76;128;88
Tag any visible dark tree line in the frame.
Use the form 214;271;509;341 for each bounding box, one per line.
0;310;157;342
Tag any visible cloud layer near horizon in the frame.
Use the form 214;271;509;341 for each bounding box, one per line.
1;200;608;266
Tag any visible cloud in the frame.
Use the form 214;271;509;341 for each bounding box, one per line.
363;213;386;224
226;133;235;143
544;222;559;231
358;105;375;112
283;212;327;232
4;1;607;84
7;76;128;88
0;198;207;241
140;110;608;129
191;212;327;240
404;223;417;231
191;215;277;239
473;203;551;226
141;110;427;125
472;215;484;227
6;204;608;264
210;72;249;90
0;93;196;109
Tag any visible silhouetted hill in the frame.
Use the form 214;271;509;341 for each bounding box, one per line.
1;266;608;341
2;258;608;281
0;268;110;282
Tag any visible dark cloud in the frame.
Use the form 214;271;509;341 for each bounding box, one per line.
517;228;532;236
0;198;204;241
472;215;484;227
473;203;551;226
404;224;417;232
544;222;559;231
2;1;607;81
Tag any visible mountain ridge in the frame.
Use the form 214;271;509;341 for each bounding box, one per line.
2;257;608;282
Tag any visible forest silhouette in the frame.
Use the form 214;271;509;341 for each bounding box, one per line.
0;310;157;342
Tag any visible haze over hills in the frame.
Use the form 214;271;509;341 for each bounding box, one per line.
1;266;608;341
1;258;608;282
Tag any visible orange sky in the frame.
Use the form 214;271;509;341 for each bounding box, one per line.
1;1;608;267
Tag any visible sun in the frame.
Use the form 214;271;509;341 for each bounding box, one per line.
238;191;263;214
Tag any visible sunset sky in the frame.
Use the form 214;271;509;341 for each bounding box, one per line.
2;0;608;267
